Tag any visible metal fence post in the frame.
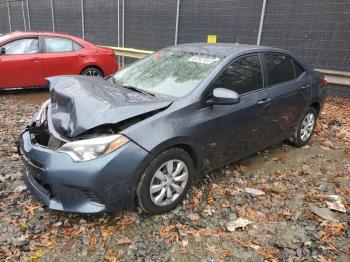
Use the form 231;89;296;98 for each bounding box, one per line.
117;0;121;67
174;0;180;45
21;0;27;31
26;0;31;31
81;0;85;39
122;0;125;68
257;0;267;46
50;0;55;32
7;0;12;32
117;0;120;48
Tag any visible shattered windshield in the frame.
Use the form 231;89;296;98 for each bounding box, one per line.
113;50;224;98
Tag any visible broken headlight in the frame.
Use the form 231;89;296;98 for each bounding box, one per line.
58;134;129;162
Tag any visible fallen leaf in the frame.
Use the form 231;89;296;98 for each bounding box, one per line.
244;188;265;196
102;227;114;242
105;250;120;262
187;212;200;221
226;218;253;232
14;185;27;193
320;221;345;240
19;220;27;229
30;248;44;261
203;206;215;216
117;237;133;245
249;244;260;250
88;232;97;251
206;243;220;255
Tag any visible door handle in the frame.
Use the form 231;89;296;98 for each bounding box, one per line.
257;98;271;105
300;84;311;90
30;58;41;62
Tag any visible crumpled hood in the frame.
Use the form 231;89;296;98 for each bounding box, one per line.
48;76;172;138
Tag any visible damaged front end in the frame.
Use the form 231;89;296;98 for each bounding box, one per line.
24;75;173;149
17;99;153;213
26;99;65;149
16;75;171;213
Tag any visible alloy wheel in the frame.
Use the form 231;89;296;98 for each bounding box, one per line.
300;112;315;142
83;69;102;77
149;159;188;207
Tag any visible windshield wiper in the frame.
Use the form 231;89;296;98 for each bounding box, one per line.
122;85;155;97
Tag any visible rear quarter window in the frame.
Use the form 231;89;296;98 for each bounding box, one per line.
73;41;83;51
293;60;305;78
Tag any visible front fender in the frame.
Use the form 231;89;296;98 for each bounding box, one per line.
147;137;205;178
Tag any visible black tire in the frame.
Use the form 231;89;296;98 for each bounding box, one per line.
136;148;194;214
289;107;317;147
81;67;103;77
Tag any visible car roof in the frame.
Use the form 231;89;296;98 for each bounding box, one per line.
165;42;284;57
2;31;77;38
0;31;90;45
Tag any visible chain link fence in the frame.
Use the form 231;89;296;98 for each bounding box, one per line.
261;0;350;72
327;85;350;99
177;0;262;45
0;0;349;98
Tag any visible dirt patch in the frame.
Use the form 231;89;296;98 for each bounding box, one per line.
0;94;349;261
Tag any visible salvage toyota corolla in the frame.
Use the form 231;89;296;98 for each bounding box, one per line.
18;43;327;214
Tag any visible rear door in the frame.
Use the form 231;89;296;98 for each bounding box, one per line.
0;37;44;89
199;54;272;169
41;36;84;77
261;53;311;143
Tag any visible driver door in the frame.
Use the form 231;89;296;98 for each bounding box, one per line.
0;37;44;89
198;54;272;170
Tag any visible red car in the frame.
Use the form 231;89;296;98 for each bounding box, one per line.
0;32;118;90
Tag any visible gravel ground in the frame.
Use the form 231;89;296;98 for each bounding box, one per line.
0;92;349;262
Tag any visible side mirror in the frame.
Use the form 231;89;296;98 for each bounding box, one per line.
0;47;5;55
206;87;240;105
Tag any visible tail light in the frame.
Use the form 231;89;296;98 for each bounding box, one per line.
322;78;328;86
320;74;328;87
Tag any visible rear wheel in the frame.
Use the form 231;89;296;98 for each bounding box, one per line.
289;107;317;147
136;148;194;214
81;67;103;77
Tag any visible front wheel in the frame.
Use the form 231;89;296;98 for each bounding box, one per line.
289;107;317;147
136;148;194;214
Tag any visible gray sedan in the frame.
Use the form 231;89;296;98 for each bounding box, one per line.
18;43;327;214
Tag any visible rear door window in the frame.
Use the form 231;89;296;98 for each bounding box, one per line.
213;55;263;95
2;38;39;54
264;54;297;86
44;37;75;53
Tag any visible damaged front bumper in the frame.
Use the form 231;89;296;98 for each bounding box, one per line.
18;127;151;214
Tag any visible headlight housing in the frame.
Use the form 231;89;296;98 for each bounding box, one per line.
58;134;129;162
